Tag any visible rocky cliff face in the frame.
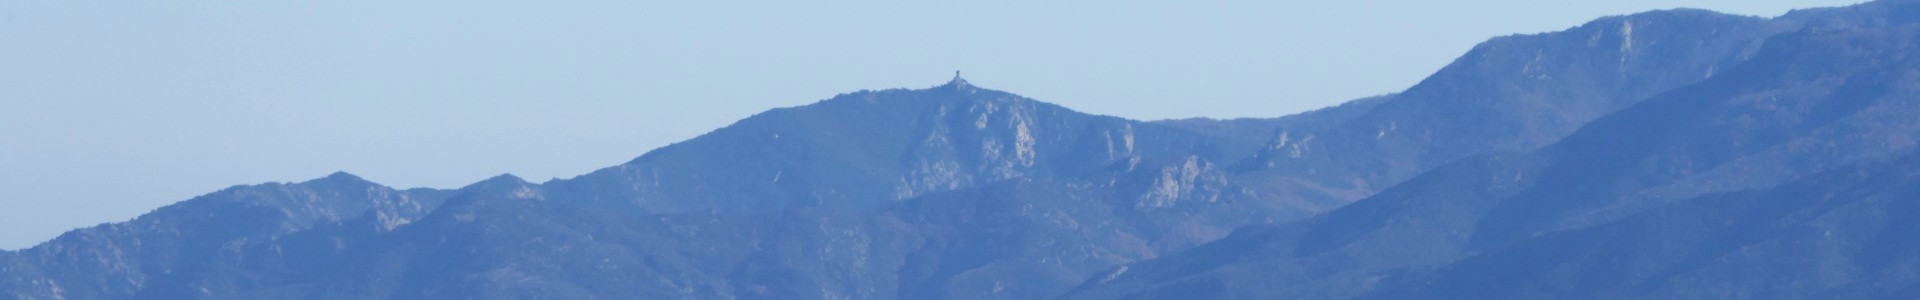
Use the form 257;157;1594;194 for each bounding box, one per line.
550;76;1277;215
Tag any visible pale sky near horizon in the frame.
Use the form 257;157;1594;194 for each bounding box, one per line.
0;0;1870;249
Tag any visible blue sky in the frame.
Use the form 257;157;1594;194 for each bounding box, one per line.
0;0;1869;249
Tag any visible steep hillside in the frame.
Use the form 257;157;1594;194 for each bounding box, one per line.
1067;13;1920;300
0;173;453;299
1237;9;1790;208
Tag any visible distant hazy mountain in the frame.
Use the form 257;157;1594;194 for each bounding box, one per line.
7;0;1920;299
1233;8;1790;210
1;78;1340;299
0;173;454;299
1064;1;1920;299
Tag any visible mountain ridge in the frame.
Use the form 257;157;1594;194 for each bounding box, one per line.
0;77;1336;299
1064;5;1920;298
7;1;1919;299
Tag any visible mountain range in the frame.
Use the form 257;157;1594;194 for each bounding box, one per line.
7;0;1920;299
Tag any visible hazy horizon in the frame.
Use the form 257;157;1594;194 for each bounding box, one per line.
0;0;1870;249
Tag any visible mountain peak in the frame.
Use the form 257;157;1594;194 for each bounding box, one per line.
479;173;527;185
463;173;530;191
942;70;974;91
304;171;372;186
324;171;359;179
